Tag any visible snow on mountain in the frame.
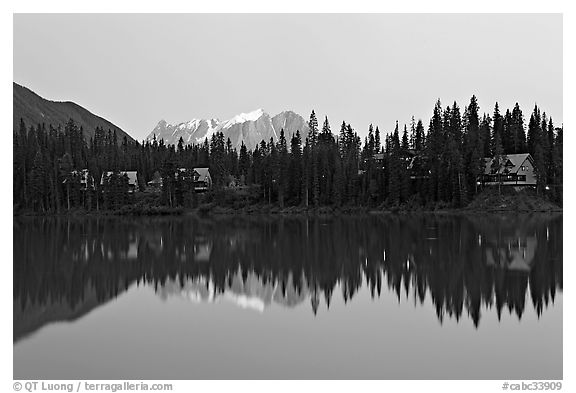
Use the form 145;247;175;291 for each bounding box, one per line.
146;109;309;151
149;118;219;146
219;108;265;128
157;271;309;312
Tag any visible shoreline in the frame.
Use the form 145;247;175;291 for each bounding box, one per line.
13;187;562;218
13;204;563;218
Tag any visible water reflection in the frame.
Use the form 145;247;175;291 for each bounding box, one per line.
14;213;562;343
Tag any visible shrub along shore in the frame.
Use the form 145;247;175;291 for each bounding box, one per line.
14;187;561;218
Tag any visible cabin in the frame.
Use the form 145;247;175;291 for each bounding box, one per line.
193;167;212;192
101;171;139;193
481;153;536;187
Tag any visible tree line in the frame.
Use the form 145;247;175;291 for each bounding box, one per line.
13;95;562;213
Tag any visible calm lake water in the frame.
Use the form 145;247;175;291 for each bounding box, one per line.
13;213;562;380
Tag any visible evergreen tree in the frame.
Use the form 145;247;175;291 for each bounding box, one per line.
492;102;504;155
511;103;527;153
479;114;492;158
401;125;409;151
29;150;48;212
388;122;402;205
277;129;289;207
308;111;320;206
463;95;483;198
414;119;425;152
238;142;250;183
527;105;546;193
490;127;507;195
288;130;303;204
59;153;75;210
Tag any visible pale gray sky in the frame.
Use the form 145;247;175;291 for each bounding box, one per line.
14;13;562;141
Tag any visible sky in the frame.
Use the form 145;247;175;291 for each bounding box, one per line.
13;13;563;142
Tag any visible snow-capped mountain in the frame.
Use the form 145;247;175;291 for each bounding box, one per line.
149;118;219;146
157;271;309;312
146;109;309;151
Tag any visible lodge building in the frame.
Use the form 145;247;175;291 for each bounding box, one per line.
481;153;536;187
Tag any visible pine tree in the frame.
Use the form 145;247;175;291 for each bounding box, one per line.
29;150;48;212
374;126;381;153
502;109;512;154
414;119;425;152
288;130;303;204
367;124;375;157
277;129;289;207
161;158;176;207
401;125;409;151
527;105;546;193
479;114;492;158
490;127;506;195
463;95;483;198
492;102;504;156
527;105;541;157
177;137;184;155
238;142;250;183
209;132;226;186
302;137;311;207
511;103;527;153
554;125;563;204
59;153;74;210
425;100;444;201
388;122;402;205
308;111;320;206
308;110;319;147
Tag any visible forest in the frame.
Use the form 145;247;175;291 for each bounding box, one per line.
12;95;563;213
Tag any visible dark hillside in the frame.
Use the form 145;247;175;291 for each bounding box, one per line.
13;82;134;142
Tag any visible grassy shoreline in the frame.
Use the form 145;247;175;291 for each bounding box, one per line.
13;188;562;218
13;203;562;218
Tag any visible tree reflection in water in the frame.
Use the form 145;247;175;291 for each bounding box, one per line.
14;213;562;342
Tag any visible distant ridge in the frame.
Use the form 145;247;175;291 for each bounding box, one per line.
147;109;309;151
13;82;134;142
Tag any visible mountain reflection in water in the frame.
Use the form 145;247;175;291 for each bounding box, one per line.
13;214;562;343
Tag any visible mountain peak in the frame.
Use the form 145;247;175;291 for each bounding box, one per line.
146;109;308;150
224;108;266;126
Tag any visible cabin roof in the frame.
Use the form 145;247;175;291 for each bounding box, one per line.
484;153;532;175
194;167;211;182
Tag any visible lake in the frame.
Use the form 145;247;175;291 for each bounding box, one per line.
13;213;562;380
